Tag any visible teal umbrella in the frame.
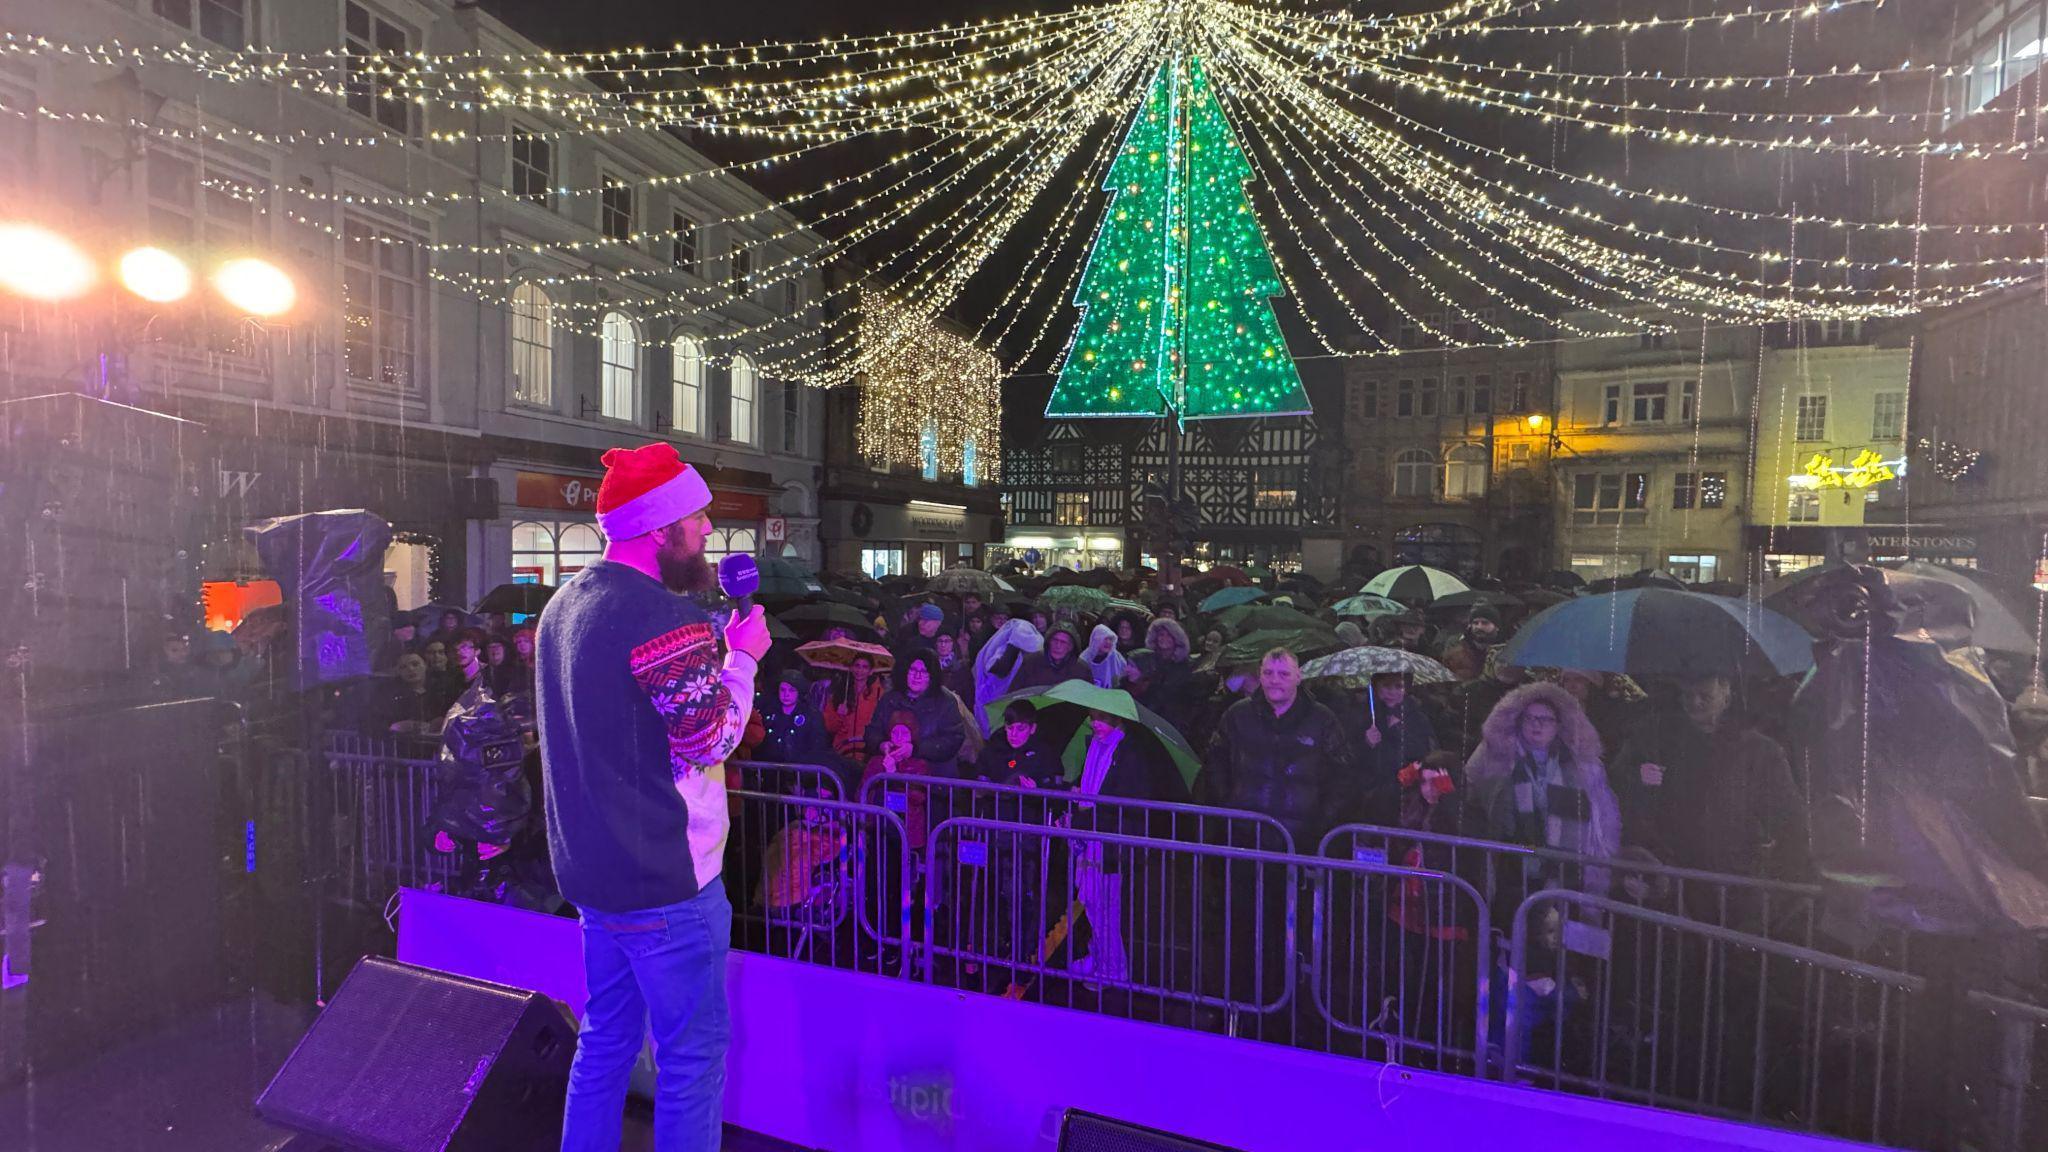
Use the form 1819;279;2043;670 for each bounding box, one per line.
981;679;1202;789
1332;593;1404;619
1199;585;1267;613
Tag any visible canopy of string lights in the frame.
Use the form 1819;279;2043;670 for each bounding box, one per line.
6;0;2032;410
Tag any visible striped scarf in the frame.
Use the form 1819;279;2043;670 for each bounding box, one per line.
1508;747;1593;858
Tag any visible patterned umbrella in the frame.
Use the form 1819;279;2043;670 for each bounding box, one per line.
1198;585;1267;613
796;639;894;673
1360;566;1470;606
1301;645;1455;687
928;567;1003;599
1331;593;1404;619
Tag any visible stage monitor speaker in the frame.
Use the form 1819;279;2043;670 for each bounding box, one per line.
1059;1111;1246;1152
257;957;574;1152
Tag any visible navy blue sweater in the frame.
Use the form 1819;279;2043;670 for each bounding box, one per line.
537;561;756;913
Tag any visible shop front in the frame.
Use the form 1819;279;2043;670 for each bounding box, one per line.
487;464;778;596
828;498;999;579
990;529;1127;574
1745;525;1981;581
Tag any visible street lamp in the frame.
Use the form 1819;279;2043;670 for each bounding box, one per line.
212;257;296;317
1525;413;1548;432
117;246;193;304
0;223;97;301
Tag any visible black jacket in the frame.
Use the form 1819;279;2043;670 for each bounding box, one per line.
863;687;968;777
1341;693;1438;827
974;734;1063;787
757;699;835;766
1200;694;1347;840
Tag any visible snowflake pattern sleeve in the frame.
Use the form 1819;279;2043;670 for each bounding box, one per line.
629;622;755;782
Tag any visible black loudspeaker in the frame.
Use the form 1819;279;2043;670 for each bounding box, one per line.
257;958;575;1152
1059;1111;1246;1152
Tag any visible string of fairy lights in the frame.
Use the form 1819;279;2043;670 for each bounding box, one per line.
5;0;2044;412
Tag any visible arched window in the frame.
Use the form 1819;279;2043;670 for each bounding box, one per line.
919;419;940;480
510;282;554;406
704;527;757;566
1393;448;1437;499
1444;443;1489;500
600;311;639;421
511;520;605;584
671;334;704;436
962;436;980;487
728;353;757;445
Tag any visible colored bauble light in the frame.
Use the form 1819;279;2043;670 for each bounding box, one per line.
1046;54;1309;423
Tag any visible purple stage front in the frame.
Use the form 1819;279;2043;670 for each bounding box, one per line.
397;889;1887;1152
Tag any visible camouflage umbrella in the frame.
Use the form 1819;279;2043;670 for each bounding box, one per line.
1300;645;1456;688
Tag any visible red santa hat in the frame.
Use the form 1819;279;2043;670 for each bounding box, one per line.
595;443;712;541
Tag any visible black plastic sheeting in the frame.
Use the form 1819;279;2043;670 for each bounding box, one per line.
1787;564;2048;936
244;509;392;691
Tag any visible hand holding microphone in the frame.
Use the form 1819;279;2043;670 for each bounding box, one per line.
718;554;772;663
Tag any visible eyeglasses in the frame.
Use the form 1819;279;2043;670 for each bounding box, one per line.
1522;712;1560;725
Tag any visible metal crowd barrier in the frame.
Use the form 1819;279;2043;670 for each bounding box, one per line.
724;787;912;977
319;730;456;906
1504;890;1926;1147
1321;823;1823;951
858;772;1295;852
728;758;847;801
920;816;1490;1064
1967;990;2048;1152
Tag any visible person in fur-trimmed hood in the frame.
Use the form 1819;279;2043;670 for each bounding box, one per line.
1464;680;1622;893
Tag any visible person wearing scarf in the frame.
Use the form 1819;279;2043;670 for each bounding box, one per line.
1464;681;1621;897
1072;711;1131;984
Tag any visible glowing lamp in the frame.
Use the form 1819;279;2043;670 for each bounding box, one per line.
0;223;96;301
1526;414;1548;431
118;247;193;303
213;258;295;317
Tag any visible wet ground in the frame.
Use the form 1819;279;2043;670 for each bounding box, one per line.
0;993;806;1151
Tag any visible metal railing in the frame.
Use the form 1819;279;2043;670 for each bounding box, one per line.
728;759;847;801
1504;890;1926;1147
319;730;456;905
724;788;912;977
1967;990;2048;1152
1322;823;1824;951
920;816;1491;1067
859;771;1295;853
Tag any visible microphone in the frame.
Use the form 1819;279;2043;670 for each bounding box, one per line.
718;553;760;610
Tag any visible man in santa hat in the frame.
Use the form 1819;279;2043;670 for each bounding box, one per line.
535;442;771;1152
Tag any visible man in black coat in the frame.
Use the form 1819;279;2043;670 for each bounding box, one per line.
1344;671;1439;828
1200;648;1346;845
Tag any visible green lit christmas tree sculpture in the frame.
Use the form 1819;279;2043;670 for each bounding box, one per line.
1047;55;1309;422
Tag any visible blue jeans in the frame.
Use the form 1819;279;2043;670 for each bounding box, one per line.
562;877;731;1152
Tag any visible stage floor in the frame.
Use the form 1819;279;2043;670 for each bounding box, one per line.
0;993;805;1151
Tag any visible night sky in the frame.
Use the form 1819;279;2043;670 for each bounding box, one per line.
478;1;1098;52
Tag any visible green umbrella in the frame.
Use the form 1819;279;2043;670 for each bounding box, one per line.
1331;593;1405;619
1039;585;1113;614
1215;603;1325;636
1198;585;1267;613
1217;626;1342;669
980;679;1202;789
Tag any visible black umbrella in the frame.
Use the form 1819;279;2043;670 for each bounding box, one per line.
776;602;881;639
1539;569;1588;590
1427;589;1524;616
475;582;555;617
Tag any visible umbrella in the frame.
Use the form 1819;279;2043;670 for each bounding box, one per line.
1361;566;1470;606
1038;585;1114;614
928;567;1004;600
1498;588;1815;678
1509;588;1573;610
1101;597;1153;618
1217;626;1342;669
980;679;1202;790
765;614;798;643
1300;645;1456;687
1539;569;1588;590
1195;565;1253;587
776;603;881;638
1215;603;1326;636
756;556;824;599
796;638;894;673
474;582;555;617
1765;561;2038;656
1427;589;1523;615
1242;563;1277;583
1198;586;1267;613
1331;593;1405;619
